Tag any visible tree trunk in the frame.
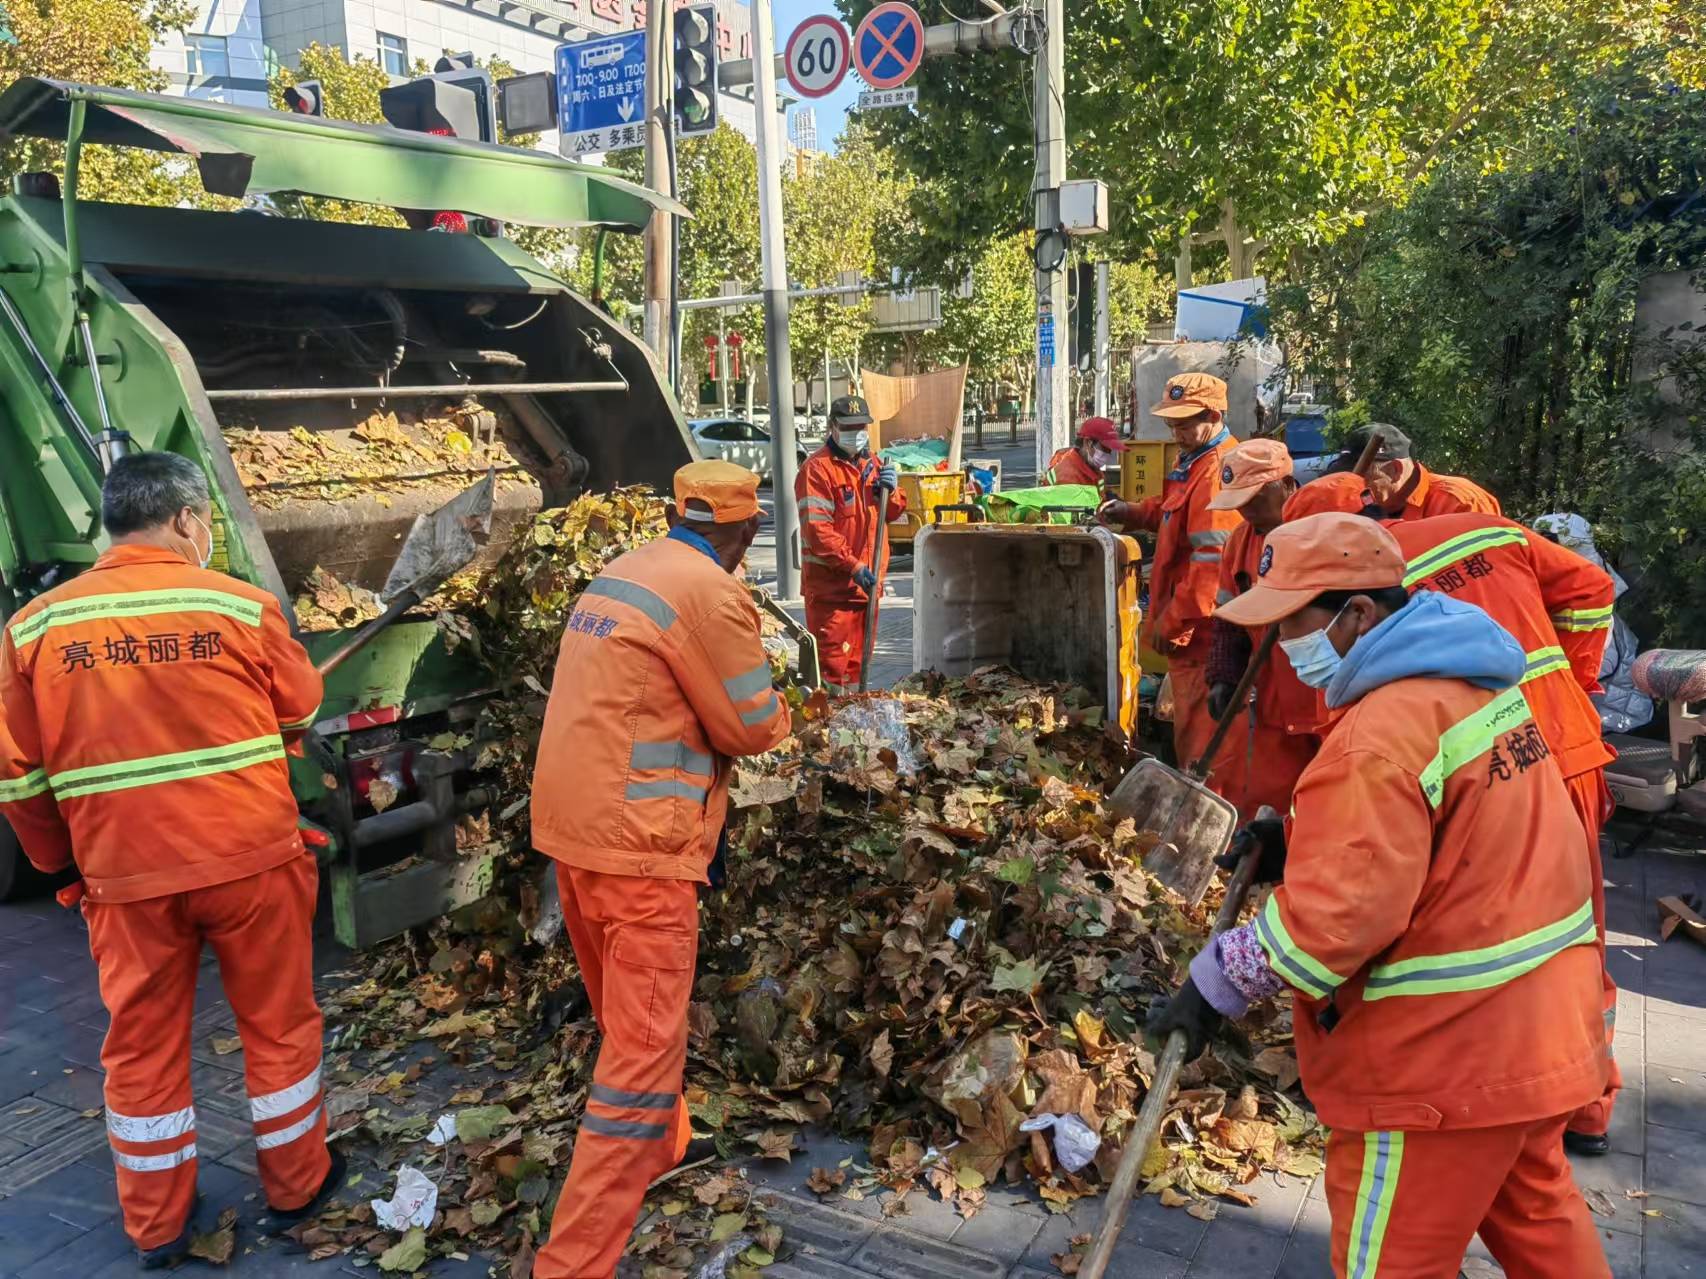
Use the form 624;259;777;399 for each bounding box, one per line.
1220;199;1252;281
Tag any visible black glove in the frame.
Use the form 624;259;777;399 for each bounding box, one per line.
1207;681;1237;721
1215;816;1287;883
1146;976;1224;1061
706;825;730;892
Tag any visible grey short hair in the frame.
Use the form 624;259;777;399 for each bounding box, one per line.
101;452;211;536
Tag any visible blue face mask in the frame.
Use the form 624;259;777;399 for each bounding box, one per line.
1279;604;1349;689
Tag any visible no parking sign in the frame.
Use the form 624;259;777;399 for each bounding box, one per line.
853;2;924;91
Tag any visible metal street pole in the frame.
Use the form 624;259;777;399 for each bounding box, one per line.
642;0;672;360
1033;0;1069;475
718;311;731;414
1094;260;1110;419
750;0;799;601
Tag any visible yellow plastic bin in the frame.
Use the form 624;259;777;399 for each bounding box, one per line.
1120;441;1178;503
912;523;1146;741
889;471;967;547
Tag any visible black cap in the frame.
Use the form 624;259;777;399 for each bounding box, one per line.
1329;422;1411;473
829;395;873;426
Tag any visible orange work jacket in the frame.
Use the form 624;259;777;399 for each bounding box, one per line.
0;545;321;904
1216;521;1323;737
1125;433;1240;653
1390;463;1502;520
796;446;907;606
1394;514;1614;780
531;531;792;882
1044;447;1102;487
1264;675;1606;1132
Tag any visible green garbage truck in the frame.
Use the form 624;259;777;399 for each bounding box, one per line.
0;78;694;944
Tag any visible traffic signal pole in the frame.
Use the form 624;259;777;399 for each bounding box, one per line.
749;0;801;602
1034;0;1069;474
643;0;673;364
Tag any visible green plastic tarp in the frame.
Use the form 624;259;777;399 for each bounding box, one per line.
0;78;685;230
985;484;1102;524
879;438;951;472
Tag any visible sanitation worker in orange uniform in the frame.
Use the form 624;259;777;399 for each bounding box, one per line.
796;395;906;691
531;461;792;1279
1096;372;1241;769
1150;513;1611;1279
1044;416;1124;487
1202;438;1320;821
1326;422;1502;520
0;452;338;1267
1288;472;1623;1156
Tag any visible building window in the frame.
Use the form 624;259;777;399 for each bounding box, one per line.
185;34;230;80
378;33;409;77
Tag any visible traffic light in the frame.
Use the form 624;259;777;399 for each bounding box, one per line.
380;70;497;144
282;80;323;116
673;3;719;138
497;71;557;136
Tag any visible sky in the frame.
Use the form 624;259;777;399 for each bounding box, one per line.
771;0;860;151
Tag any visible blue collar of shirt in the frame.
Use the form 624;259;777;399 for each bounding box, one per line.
1168;426;1232;481
667;523;721;565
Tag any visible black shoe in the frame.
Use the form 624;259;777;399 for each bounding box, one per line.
137;1221;194;1271
1564;1130;1610;1157
268;1146;347;1223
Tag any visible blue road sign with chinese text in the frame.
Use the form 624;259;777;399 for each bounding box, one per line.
556;31;648;156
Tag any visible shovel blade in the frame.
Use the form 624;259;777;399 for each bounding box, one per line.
1108;757;1239;904
380;471;496;602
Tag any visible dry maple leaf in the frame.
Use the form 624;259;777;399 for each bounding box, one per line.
805;1167;847;1196
749;1128;797;1162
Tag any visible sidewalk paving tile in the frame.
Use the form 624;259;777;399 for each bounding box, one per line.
1645;1123;1706;1206
1184;1217;1285;1278
766;1192;876;1263
851;1223;1007;1279
1211;1171;1311;1236
1641;1196;1706;1279
1274;1195;1331;1279
1642;1013;1706;1070
1645;1065;1706;1134
949;1202;1047;1263
1606;1082;1645;1156
1598;1225;1641;1279
1569;1151;1644;1235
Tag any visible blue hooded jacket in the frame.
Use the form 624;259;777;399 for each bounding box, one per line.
1324;590;1527;710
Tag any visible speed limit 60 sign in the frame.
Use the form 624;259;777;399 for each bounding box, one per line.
785;15;851;100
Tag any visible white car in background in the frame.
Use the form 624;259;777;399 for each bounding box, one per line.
690;417;809;481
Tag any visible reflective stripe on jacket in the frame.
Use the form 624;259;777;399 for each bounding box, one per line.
795;445;907;605
1392;514;1614;778
1267;676;1606;1132
1125;436;1239;650
530;536;792;882
0;545;321;903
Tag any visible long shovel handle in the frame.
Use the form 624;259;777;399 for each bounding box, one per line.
857;481;893;694
1080;849;1263;1279
316;588;422;677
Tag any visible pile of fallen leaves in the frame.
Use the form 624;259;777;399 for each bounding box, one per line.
225;402;527;510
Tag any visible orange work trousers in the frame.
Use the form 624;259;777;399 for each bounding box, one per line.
804;591;873;691
1564;768;1621;1139
83;854;329;1250
1211;711;1319;824
535;865;696;1279
1324;1114;1610;1278
1168;654;1241;777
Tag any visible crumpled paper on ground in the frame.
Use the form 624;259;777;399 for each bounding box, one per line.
425;1114;458;1146
371;1166;438;1230
1019;1113;1102;1173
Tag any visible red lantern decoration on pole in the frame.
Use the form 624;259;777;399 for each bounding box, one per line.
703;333;720;381
726;330;745;381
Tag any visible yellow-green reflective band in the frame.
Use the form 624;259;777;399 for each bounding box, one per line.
1365;900;1596;1000
278;710;320;731
1417;686;1531;808
1254;896;1340;1000
8;589;264;646
1521;645;1570;684
0;768;50;803
1348;1131;1404;1279
1551;606;1613;632
49;735;285;800
1401;527;1527;588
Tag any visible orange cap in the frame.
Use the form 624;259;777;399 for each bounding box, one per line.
1207;438;1294;511
1282;473;1376;522
1150;372;1229;419
1214;512;1405;626
673;459;761;524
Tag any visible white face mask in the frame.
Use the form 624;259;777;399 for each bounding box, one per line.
186;511;214;570
1087;445;1119;470
1279;604;1350;689
834;427;870;456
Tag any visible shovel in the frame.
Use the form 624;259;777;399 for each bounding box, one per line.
857;478;894;694
317;472;496;676
1107;429;1389;902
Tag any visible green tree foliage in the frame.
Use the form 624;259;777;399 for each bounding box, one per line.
0;0;197;204
1265;63;1705;641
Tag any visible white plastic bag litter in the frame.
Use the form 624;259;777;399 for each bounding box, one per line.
1020;1113;1102;1173
425;1113;458;1146
371;1166;438;1230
